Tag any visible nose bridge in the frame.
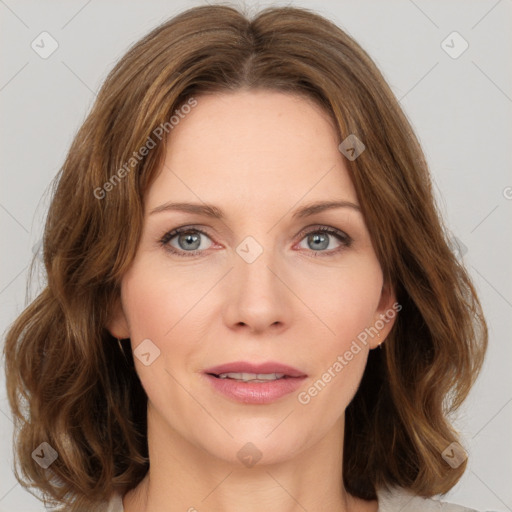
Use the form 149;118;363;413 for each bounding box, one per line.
234;233;279;296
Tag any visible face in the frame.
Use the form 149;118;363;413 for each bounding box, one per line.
108;90;396;466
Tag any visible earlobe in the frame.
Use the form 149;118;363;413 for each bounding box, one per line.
106;296;130;339
370;281;398;349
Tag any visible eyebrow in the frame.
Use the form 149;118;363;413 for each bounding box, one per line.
149;200;361;219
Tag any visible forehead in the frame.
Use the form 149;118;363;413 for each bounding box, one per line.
146;90;358;211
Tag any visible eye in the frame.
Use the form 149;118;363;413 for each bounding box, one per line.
159;225;352;258
159;226;213;257
296;226;352;256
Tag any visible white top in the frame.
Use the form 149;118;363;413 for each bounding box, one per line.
104;486;479;511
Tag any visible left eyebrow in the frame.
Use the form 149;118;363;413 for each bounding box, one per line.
149;200;361;219
291;200;361;218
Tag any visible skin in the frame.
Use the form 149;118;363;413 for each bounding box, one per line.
108;90;396;512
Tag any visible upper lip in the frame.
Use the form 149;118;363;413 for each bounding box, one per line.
204;361;307;377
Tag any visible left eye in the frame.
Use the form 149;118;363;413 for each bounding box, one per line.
296;226;352;255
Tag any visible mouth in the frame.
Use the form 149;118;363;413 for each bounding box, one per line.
204;360;307;379
203;361;307;404
208;372;295;382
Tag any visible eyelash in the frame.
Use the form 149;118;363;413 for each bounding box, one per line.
159;225;353;258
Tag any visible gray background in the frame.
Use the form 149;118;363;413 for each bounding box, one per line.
1;0;511;510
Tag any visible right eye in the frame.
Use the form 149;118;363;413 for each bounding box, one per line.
159;227;214;257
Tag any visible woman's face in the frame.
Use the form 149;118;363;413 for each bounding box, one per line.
109;90;396;466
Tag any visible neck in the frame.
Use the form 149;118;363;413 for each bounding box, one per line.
123;403;377;512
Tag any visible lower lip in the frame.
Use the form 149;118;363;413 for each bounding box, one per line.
204;374;307;404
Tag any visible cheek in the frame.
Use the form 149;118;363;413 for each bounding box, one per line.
119;264;202;407
119;257;220;399
121;257;211;342
298;269;382;418
304;256;382;401
312;257;383;345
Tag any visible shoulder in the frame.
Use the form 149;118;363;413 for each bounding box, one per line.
376;486;480;512
102;488;482;512
104;492;124;512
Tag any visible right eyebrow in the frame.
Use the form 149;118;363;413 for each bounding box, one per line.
149;201;223;218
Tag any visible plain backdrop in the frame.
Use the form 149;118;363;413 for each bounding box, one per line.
1;0;511;510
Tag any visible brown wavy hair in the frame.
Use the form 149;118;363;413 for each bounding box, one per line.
3;4;487;510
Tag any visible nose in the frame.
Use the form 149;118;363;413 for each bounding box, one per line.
222;240;291;335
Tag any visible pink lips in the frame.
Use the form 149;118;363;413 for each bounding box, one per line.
205;361;307;378
203;361;307;404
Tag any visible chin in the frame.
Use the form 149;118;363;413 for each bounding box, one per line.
195;425;307;468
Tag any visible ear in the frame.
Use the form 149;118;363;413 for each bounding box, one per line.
106;295;130;339
369;280;399;349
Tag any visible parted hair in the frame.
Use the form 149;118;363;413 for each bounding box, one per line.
3;4;487;511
